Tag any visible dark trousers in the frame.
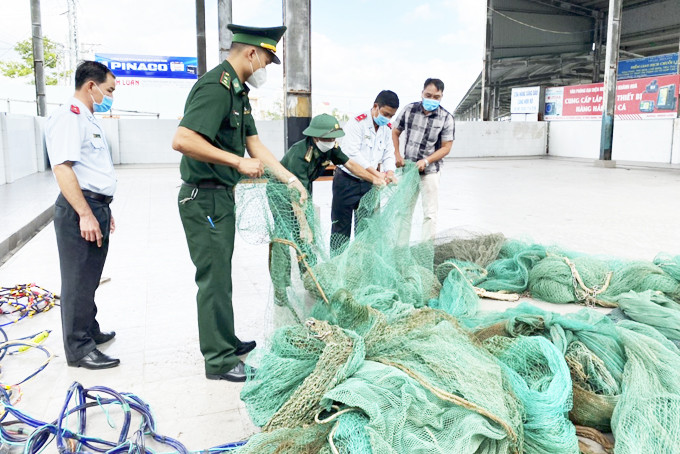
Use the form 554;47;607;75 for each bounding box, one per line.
330;170;373;254
54;193;111;362
178;185;240;375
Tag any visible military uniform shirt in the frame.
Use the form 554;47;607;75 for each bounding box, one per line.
45;97;117;196
281;137;349;193
179;61;257;187
337;112;395;179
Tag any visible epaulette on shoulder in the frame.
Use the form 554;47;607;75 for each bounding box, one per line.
220;71;231;90
70;105;80;114
355;113;367;121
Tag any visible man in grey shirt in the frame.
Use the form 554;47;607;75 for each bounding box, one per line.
392;78;454;244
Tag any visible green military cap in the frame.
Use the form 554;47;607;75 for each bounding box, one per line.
302;114;345;139
228;24;287;64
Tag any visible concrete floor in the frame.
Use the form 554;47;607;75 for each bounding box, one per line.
1;158;679;451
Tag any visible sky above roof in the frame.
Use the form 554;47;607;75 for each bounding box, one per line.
0;0;486;116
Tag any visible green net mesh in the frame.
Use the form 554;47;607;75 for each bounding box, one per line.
233;163;680;453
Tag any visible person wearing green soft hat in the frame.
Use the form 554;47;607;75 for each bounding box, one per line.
269;113;385;306
172;23;307;382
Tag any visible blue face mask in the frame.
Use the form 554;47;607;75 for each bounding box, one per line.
92;85;113;113
422;98;440;111
373;113;390;127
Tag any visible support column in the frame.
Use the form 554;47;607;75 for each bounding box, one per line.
598;0;623;162
481;0;493;121
30;0;46;117
195;0;207;77
592;12;604;83
492;84;500;121
218;0;232;62
283;0;311;149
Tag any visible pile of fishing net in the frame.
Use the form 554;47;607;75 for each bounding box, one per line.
233;163;680;453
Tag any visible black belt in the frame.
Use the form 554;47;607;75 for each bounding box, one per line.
182;181;229;190
82;189;113;204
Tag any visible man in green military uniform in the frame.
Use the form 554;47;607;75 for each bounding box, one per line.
269;114;385;306
172;24;307;382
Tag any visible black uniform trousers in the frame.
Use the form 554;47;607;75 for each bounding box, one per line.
330;170;373;255
54;193;111;363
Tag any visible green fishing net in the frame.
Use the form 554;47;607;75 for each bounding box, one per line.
234;162;680;453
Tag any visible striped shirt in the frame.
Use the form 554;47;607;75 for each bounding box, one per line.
393;101;455;174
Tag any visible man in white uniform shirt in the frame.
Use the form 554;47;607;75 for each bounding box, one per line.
330;90;399;254
45;61;120;370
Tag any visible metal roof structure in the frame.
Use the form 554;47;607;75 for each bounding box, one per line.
455;0;680;120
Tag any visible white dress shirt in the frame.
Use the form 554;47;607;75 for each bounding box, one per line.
338;112;396;178
45;97;117;196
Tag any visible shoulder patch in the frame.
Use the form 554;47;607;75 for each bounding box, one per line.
70;104;80;114
355;113;367;121
220;71;231;89
232;78;243;95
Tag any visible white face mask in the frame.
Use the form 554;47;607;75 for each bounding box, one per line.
316;140;335;152
246;52;267;88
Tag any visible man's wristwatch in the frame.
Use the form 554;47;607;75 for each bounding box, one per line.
423;158;430;166
287;176;298;186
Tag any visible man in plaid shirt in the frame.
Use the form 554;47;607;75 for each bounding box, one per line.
392;78;454;244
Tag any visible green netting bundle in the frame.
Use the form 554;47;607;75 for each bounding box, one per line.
611;327;680;453
322;361;517;454
429;262;480;318
654;252;680;281
528;255;611;304
614;290;680;342
485;335;579;454
477;241;547;293
233;161;680;453
602;261;680;301
433;229;506;268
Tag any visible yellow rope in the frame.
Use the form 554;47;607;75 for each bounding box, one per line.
448;262;520;302
561;257;618;308
271;238;330;305
374;358;519;451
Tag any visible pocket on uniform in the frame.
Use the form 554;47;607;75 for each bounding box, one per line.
90;137;106;150
211;190;235;224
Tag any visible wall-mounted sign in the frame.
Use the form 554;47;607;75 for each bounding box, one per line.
511;86;541;114
544;74;679;120
95;54;198;79
618;53;678;81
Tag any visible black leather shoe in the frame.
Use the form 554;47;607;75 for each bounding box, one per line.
206;361;256;382
92;331;116;345
67;349;120;369
235;340;256;356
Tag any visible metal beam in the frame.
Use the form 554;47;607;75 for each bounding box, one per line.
30;0;46;117
283;0;311;149
481;0;493;121
524;0;598;17
599;0;623;162
195;0;206;77
218;0;232;62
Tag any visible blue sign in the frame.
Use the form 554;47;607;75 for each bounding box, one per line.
95;54;198;79
618;53;678;80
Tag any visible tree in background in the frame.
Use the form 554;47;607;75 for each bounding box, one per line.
331;107;349;123
261;98;284;120
0;37;70;85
